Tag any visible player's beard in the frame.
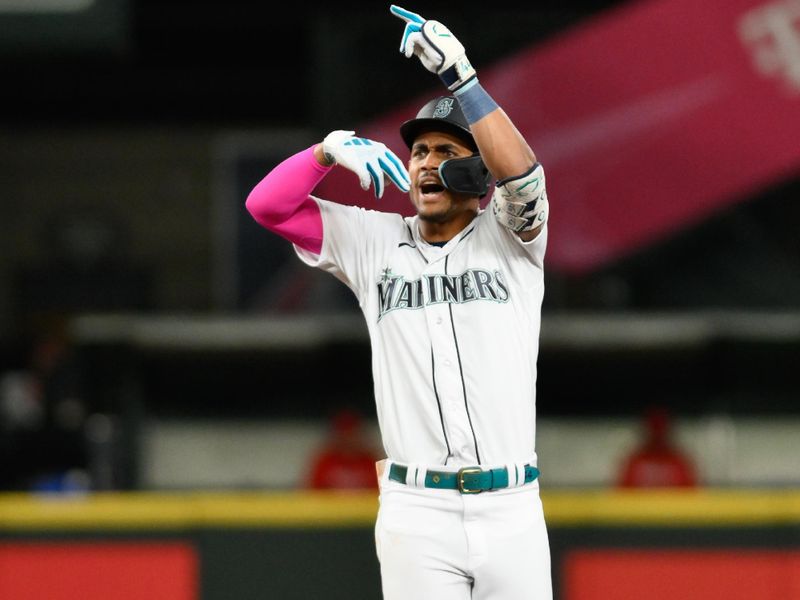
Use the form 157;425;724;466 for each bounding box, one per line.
413;190;476;224
417;202;458;224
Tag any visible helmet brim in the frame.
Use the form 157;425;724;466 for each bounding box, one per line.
399;118;478;152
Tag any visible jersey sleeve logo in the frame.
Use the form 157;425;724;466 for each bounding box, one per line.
376;267;509;322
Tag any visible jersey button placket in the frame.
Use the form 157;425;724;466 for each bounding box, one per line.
425;290;476;463
423;274;467;461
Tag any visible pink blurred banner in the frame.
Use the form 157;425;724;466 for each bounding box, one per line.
316;0;800;274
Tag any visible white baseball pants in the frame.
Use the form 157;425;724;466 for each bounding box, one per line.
375;465;553;600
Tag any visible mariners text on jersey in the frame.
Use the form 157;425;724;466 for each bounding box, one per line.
295;196;547;468
377;267;509;322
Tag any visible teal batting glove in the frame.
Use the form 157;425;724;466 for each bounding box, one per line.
390;4;476;91
322;130;411;200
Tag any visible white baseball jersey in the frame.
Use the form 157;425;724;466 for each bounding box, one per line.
295;197;546;469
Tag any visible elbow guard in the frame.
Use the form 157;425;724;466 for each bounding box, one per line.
491;163;548;232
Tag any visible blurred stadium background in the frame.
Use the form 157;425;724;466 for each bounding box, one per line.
0;0;799;598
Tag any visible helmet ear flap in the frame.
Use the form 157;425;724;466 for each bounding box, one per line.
439;154;492;197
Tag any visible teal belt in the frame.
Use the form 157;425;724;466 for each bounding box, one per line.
388;463;540;494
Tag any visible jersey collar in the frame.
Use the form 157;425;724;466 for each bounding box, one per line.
406;211;484;264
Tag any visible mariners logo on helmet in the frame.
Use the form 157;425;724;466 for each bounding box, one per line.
433;98;454;118
399;95;477;151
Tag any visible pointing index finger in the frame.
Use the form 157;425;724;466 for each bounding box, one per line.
390;5;424;24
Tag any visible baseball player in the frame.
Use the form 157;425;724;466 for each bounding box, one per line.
246;5;551;599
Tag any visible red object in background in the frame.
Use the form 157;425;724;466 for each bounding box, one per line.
564;550;800;600
318;0;800;274
618;449;696;488
0;542;198;600
308;451;380;490
618;407;697;488
307;409;381;490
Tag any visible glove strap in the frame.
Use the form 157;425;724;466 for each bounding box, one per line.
439;56;477;92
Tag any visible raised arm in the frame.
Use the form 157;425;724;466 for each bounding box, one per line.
245;146;329;254
246;133;410;253
391;5;547;241
462;105;535;181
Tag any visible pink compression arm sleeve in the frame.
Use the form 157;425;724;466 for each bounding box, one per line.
245;145;332;254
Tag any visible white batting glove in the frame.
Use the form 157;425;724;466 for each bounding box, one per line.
322;130;411;199
390;5;476;92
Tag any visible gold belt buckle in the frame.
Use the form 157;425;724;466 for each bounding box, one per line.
457;467;484;494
